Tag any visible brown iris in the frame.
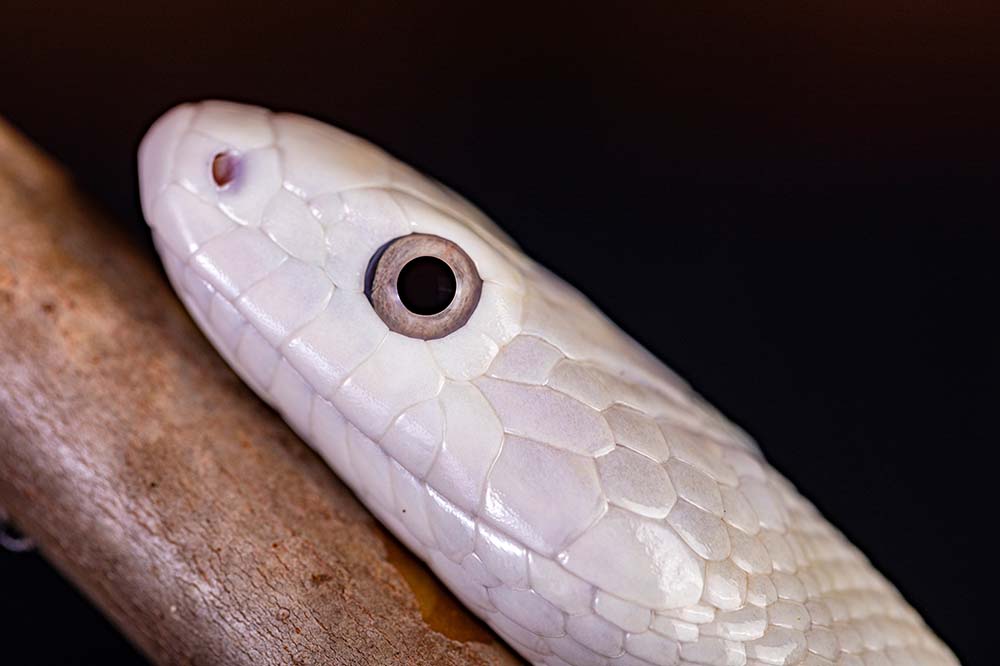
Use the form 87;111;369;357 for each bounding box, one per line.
365;234;482;340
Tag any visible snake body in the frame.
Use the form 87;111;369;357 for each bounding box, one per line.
138;101;958;666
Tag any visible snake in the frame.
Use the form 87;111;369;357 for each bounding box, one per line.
137;101;959;666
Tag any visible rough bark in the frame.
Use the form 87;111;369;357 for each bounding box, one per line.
0;117;522;665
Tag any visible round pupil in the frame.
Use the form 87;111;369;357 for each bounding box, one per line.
396;256;457;316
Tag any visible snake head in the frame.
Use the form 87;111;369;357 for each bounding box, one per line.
137;99;756;611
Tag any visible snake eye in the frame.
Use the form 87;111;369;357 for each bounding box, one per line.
365;234;482;340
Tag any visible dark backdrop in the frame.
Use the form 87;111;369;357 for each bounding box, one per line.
1;3;993;664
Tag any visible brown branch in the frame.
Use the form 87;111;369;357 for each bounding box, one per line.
0;117;522;666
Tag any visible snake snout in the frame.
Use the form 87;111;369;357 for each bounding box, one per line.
138;103;197;220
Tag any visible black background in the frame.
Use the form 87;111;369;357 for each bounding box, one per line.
1;3;994;664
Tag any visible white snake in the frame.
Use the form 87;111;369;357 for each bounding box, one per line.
138;101;959;666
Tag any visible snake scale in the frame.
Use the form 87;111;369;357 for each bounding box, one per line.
138;101;958;666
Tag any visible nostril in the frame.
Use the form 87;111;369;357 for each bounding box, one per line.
211;151;239;188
